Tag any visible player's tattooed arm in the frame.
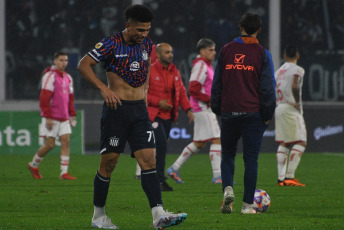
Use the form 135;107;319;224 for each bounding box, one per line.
291;74;301;111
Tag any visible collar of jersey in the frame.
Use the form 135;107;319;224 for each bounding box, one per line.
234;36;259;44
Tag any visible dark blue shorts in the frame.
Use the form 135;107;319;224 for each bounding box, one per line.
99;100;155;157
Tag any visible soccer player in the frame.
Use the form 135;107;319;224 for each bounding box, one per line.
77;5;187;229
275;45;307;187
27;51;77;180
211;13;276;214
135;43;194;191
167;38;222;184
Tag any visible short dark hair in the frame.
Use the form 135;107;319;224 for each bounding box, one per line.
196;38;215;52
284;45;299;59
53;51;67;60
125;4;154;23
239;13;262;35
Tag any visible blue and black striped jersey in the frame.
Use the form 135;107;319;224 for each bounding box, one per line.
88;32;152;87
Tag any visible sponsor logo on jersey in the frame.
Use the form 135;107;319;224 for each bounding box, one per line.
175;76;179;81
225;64;254;71
109;136;119;147
130;61;140;71
154;76;160;80
115;54;128;57
226;54;254;71
142;50;148;61
234;54;245;64
95;43;103;49
92;49;101;57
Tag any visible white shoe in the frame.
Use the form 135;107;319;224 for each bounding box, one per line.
241;202;258;214
92;215;119;229
220;186;235;213
153;211;187;229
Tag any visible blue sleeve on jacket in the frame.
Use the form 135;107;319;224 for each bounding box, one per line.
259;49;276;121
211;52;223;115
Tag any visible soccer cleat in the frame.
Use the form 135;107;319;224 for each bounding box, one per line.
166;167;184;184
285;178;302;183
212;176;222;184
278;179;305;187
92;215;119;229
27;163;42;179
59;172;77;180
284;179;305;186
241;203;259;214
220;186;234;213
153;211;187;229
160;181;174;192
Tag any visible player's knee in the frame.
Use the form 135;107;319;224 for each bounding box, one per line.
45;142;55;150
138;156;156;170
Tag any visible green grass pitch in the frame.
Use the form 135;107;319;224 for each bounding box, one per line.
1;152;344;229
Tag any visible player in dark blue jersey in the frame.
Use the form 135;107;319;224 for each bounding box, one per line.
77;4;187;229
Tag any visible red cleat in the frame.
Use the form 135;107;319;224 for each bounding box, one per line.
59;172;77;180
27;163;42;179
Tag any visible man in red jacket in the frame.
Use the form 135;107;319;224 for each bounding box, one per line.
146;43;194;191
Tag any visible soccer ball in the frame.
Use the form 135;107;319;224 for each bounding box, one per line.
253;189;271;213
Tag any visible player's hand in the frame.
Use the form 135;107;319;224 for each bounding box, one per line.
288;102;301;112
187;110;194;124
70;116;77;127
159;100;173;110
46;118;53;130
100;87;122;109
264;120;270;125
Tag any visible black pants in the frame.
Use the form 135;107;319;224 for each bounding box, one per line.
153;117;172;183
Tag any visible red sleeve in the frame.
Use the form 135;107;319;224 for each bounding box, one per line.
39;89;53;118
147;66;161;107
69;93;77;116
188;81;210;103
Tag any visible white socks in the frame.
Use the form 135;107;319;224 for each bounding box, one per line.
60;155;70;175
30;153;43;168
93;206;106;220
172;142;199;171
209;144;221;178
276;145;290;181
286;145;305;179
152;206;164;220
135;162;141;176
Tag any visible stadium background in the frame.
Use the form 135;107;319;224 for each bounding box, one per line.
0;0;344;154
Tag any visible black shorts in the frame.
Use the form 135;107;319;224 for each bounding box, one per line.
99;100;155;157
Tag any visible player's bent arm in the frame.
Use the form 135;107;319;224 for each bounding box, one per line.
77;55;106;91
292;75;301;103
77;55;120;109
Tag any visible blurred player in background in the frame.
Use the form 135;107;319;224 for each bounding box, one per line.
167;38;222;184
211;13;276;214
275;45;307;187
27;51;77;180
77;5;187;229
142;42;194;191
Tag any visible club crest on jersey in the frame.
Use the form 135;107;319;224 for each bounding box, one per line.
109;136;119;147
175;76;179;81
130;61;140;71
142;50;148;61
95;43;103;49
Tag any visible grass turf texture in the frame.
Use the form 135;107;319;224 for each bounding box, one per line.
1;153;343;229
